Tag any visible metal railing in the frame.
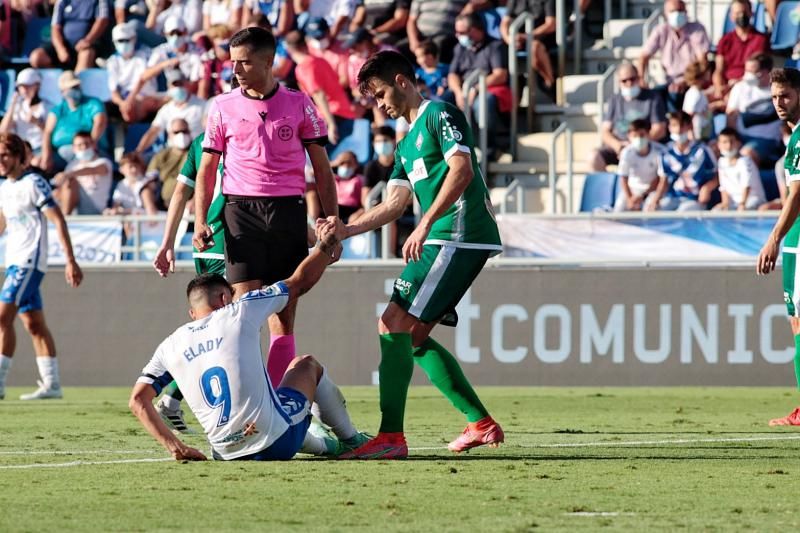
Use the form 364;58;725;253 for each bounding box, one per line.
556;0;567;105
597;64;617;143
548;123;573;214
508;12;535;159
497;178;526;214
461;69;489;180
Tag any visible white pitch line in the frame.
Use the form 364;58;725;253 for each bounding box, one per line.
0;457;173;470
0;449;160;456
408;434;800;451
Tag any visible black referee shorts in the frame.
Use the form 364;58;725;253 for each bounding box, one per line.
222;195;309;286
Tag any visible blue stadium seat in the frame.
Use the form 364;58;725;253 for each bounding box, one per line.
771;1;800;51
482;7;505;41
760;169;781;202
10;17;51;64
721;1;767;35
786;58;800;70
0;70;14;116
78;69;111;102
38;68;64;106
711;113;728;139
124;122;153;154
580;172;617;212
329;118;372;164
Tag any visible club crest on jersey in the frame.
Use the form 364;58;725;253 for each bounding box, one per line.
415;132;423;150
278;125;293;141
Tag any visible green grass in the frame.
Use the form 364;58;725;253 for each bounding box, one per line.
2;387;800;532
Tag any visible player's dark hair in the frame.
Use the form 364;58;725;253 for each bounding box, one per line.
419;40;439;58
186;273;233;302
628;118;651;132
770;68;800;89
357;50;416;97
666;110;692;126
0;133;26;161
230;26;276;56
718;127;742;142
748;52;772;72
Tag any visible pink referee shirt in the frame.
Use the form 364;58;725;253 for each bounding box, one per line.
203;85;328;197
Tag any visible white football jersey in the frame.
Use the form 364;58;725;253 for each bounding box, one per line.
718;155;766;206
138;283;291;460
0;171;56;272
618;143;664;196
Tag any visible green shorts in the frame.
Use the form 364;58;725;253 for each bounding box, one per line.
194;256;226;276
390;244;490;326
783;218;800;317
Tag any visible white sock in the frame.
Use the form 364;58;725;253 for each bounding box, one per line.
299;431;328;455
311;368;356;440
0;355;12;387
36;356;60;389
161;395;181;411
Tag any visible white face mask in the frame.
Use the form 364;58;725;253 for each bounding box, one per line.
721;148;738;158
743;71;759;84
621;85;641;100
374;141;394;157
670;131;689;144
457;35;473;48
337;166;355;179
167;35;187;49
170;133;191;150
309;38;330;50
115;41;135;56
74;148;95;162
668;11;688;29
631;136;649;151
169;86;189;103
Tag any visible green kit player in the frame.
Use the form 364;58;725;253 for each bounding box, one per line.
152;132;225;431
758;67;800;426
329;50;504;459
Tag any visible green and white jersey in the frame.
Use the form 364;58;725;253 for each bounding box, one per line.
784;122;800;186
388;100;502;253
177;133;225;260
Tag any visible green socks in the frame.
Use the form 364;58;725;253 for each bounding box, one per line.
163;381;183;402
794;334;800;390
378;333;414;433
413;337;488;423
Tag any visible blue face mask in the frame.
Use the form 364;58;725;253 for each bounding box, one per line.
74;148;95;162
337;166;355;179
167;35;187;49
457;35;473;48
115;41;135;56
169;87;189;103
374;141;393;157
65;88;82;102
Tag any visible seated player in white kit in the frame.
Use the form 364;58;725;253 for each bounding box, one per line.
129;221;364;460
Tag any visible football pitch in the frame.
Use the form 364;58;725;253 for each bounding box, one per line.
2;387;800;532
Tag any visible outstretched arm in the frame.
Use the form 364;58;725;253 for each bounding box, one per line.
339;184;411;237
129;383;207;461
282;223;341;300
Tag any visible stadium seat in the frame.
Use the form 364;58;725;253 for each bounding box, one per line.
786;58;800;70
580;172;617;212
482;7;505;41
38;68;64;106
711;113;728;139
770;1;800;52
10;16;51;64
329;118;372;164
760;169;781;202
78;69;111;102
123;122;154;154
721;1;767;35
0;70;14;116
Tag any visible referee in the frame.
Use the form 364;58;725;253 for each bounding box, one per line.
193;27;338;386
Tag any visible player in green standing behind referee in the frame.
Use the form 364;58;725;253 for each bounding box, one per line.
326;50;505;459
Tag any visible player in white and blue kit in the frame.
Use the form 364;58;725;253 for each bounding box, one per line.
0;133;83;400
130;221;366;460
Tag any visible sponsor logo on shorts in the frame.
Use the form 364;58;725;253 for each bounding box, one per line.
394;278;413;296
278;125;293;141
784;291;792;305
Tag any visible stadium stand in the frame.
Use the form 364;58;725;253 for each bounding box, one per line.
770;1;800;52
579;172;617;212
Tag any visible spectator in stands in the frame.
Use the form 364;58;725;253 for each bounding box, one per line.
203;0;244;31
726;53;782;168
345;28;384;94
146;118;192;208
113;0;166;48
682;61;710;141
761;123;792;211
407;0;466;63
107;22;163;122
29;0;112;73
589;63;667;172
414;40;449;99
712;0;768;100
331;150;365;222
135;69;206;154
244;0;294;36
284;30;357;146
714;127;765;211
638;0;710;112
199;24;234;99
138;16;204;96
303;16;349;88
145;0;202;35
444;12;510;159
349;0;410;45
500;0;555;100
0;69;51;157
651;111;717;211
297;0;357;40
0;0;12;60
38;71;108;173
615;119;664;212
105;152;159;215
52;131;113;215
